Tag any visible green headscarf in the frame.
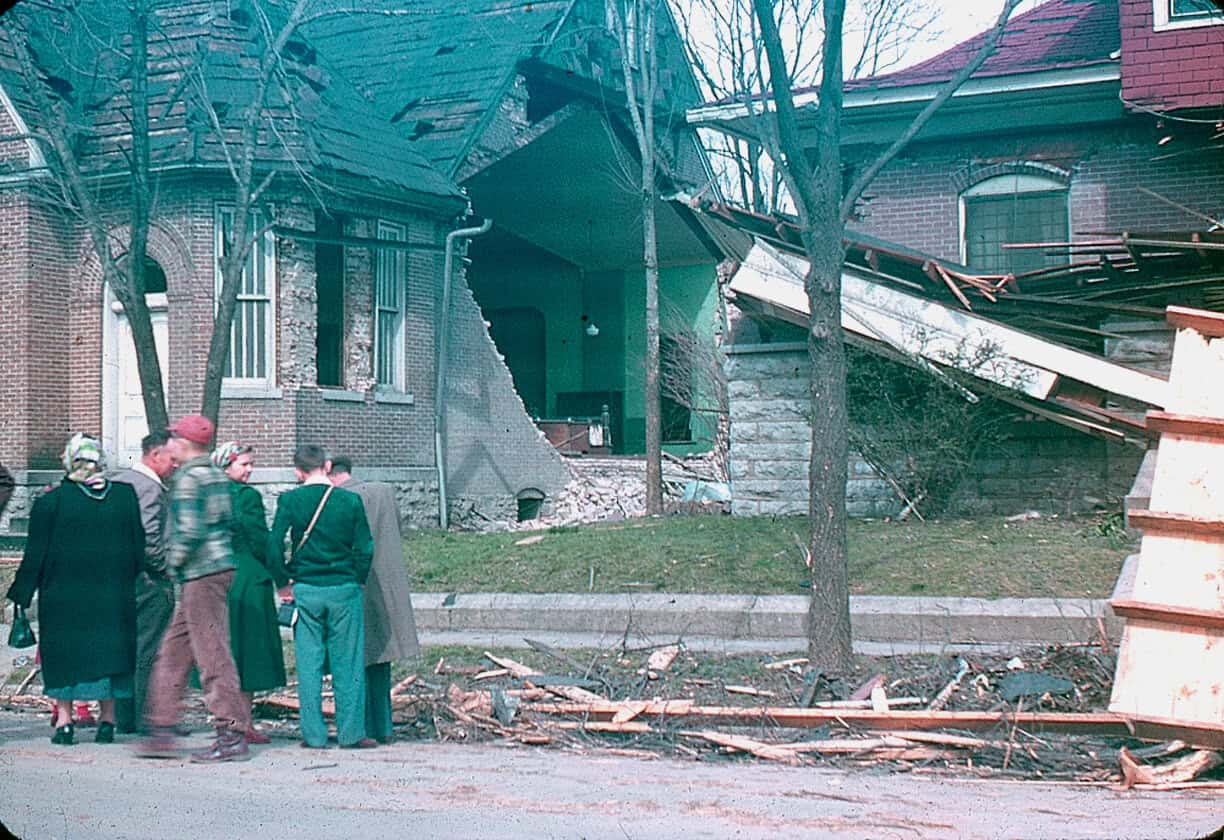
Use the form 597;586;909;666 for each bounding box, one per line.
62;432;109;498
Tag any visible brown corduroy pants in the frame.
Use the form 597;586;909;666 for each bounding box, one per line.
144;570;250;733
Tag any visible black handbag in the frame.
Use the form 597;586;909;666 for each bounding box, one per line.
8;604;35;648
276;602;298;628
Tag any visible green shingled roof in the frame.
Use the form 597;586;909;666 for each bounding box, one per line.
303;0;575;178
0;0;461;202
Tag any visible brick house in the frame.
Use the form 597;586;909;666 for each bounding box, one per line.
305;0;724;457
0;1;573;534
689;0;1224;517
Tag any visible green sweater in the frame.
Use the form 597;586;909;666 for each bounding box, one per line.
266;484;373;588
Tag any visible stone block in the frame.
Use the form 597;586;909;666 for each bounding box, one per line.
732;442;810;462
732;399;810;423
727;380;760;400
729;422;760;443
758;376;810;400
750;460;808;480
754;421;811;444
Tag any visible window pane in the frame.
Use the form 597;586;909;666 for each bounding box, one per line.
965;191;1067;274
1172;0;1218;17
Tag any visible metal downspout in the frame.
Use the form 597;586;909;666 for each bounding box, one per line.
436;218;493;529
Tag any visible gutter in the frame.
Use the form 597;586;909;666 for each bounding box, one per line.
435;216;493;529
686;63;1122;126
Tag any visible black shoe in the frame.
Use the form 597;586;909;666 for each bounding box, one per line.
95;722;115;744
51;724;74;745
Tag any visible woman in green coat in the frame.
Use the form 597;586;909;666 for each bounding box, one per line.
212;441;286;743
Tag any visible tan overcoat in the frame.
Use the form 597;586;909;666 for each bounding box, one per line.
341;478;421;664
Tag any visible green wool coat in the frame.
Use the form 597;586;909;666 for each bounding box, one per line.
226;482;286;693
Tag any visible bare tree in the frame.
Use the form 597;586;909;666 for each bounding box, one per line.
675;0;940;212
744;0;1021;668
3;0;169;430
4;0;358;429
606;0;667;514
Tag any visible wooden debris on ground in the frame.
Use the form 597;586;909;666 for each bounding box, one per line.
1118;744;1223;789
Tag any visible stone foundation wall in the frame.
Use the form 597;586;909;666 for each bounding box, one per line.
725;343;1144;518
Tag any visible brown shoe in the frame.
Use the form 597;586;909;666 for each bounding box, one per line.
340;737;379;750
245;727;271;745
135;727;181;759
190;729;251;763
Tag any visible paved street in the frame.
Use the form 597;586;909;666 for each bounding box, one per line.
0;711;1220;839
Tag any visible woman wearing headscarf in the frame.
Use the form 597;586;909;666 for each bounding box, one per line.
212;441;285;743
6;434;143;745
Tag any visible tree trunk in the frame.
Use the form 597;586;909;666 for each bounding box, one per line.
801;222;852;670
124;0;168;432
643;157;663;514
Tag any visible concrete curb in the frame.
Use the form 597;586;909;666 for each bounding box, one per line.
2;593;1120;662
411;592;1119;654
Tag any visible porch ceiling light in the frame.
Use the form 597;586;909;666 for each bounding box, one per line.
585;322;600;337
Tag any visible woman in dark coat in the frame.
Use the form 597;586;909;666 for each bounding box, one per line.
6;434;143;745
211;441;285;743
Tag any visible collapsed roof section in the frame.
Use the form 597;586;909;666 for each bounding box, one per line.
691;200;1224;445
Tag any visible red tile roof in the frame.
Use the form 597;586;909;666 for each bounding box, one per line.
840;0;1119;92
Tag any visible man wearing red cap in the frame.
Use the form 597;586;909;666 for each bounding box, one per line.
138;414;252;763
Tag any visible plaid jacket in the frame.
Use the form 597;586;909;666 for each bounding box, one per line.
165;454;235;581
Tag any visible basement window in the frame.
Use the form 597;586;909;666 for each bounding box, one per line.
516;488;545;522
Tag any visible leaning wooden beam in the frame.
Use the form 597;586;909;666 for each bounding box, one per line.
520;702;1224;749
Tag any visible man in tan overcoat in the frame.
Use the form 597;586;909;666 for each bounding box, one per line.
328;456;420;743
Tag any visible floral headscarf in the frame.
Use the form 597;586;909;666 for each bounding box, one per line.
62;433;109;498
210;441;252;470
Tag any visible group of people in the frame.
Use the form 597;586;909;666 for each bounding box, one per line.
5;414;419;762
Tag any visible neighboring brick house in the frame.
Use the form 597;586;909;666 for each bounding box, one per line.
690;0;1224;517
0;1;571;534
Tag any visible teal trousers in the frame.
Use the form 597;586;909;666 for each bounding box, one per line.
365;662;393;742
293;582;366;747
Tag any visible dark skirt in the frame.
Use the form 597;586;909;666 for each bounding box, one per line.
228;556;287;693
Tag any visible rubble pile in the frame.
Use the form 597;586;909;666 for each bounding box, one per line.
513;453;729;531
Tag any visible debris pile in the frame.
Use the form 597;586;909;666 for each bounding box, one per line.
508;452;729;531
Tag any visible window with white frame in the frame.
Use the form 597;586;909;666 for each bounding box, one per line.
374;220;407;390
215;205;276;384
1154;0;1222;30
961;174;1069;275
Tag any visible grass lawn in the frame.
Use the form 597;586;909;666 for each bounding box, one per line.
0;513;1133;603
405;513;1134;599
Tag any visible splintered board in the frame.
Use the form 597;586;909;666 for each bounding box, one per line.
1109;313;1224;741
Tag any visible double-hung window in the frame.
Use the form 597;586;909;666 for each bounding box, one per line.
961;175;1069;275
374;220;407;390
215;205;276;385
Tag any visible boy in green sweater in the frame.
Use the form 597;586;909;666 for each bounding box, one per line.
268;444;375;749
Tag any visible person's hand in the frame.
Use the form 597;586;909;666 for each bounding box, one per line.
277;584;294;603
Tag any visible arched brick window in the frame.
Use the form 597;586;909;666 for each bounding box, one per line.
960;172;1068;275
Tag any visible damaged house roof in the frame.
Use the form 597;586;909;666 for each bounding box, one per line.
303;0;574;178
693;200;1224;443
0;0;461;202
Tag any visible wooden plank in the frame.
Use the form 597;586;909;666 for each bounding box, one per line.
1125;509;1224;539
522;701;1139;736
1167;305;1224;338
1109;600;1224;631
1145;410;1224;440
